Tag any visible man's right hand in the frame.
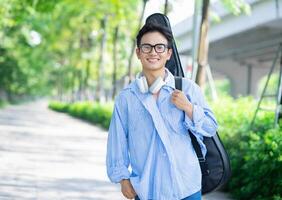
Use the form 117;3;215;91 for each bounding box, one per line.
120;179;137;199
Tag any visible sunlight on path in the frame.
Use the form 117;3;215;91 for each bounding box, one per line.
0;101;124;200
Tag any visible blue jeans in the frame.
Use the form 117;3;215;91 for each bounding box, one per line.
182;191;201;200
135;190;201;200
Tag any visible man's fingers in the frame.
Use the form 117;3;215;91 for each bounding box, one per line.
171;95;180;102
128;194;136;199
171;92;179;98
120;179;136;199
172;90;183;97
171;97;176;104
123;192;133;199
172;90;180;94
121;188;136;199
125;191;136;199
121;188;130;199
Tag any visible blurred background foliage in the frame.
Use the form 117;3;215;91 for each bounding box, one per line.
0;0;141;103
1;0;281;199
211;97;282;200
0;0;253;104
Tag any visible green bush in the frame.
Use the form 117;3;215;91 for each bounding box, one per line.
0;100;8;108
211;97;281;200
48;101;69;112
48;101;113;129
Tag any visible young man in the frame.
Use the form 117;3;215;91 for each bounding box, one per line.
106;23;218;200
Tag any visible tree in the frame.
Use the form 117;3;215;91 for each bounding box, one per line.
195;0;251;88
112;26;119;99
164;0;169;15
127;0;148;83
0;0;142;102
95;16;108;101
195;0;210;89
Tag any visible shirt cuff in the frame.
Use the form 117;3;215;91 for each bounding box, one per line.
184;104;205;130
108;165;130;183
183;104;208;156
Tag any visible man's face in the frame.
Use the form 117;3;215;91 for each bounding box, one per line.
136;31;172;72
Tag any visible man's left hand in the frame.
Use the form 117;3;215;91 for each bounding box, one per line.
171;89;193;119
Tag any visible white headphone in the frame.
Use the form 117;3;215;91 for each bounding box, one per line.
136;73;166;94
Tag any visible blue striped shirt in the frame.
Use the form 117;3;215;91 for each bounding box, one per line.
106;70;218;200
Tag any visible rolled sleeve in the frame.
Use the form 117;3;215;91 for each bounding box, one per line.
182;80;218;156
183;103;217;137
106;95;130;183
183;104;211;156
182;79;218;138
107;162;131;183
184;104;205;129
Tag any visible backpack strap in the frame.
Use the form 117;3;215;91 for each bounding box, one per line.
174;76;182;91
174;77;209;176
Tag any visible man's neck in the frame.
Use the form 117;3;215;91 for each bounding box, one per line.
143;68;166;87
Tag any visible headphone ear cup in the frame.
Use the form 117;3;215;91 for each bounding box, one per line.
136;76;148;93
142;76;148;92
142;76;149;92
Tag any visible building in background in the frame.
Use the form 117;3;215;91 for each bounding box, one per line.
173;0;282;98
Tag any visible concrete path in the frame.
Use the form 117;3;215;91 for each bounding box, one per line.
0;101;233;200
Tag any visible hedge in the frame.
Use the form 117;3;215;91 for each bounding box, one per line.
210;96;281;200
49;97;281;200
48;101;113;129
0;100;8;108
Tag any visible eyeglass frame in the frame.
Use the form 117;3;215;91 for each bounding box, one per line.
138;43;170;53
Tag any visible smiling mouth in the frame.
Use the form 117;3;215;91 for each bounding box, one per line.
147;58;160;63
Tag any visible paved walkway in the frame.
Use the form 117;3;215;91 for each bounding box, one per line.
0;101;234;200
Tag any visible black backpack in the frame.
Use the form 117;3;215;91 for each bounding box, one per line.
146;13;231;194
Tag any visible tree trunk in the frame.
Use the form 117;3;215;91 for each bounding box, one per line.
196;0;210;89
57;71;63;101
164;0;169;15
112;26;119;99
96;16;107;101
78;69;83;101
70;69;76;102
84;59;90;100
126;0;148;83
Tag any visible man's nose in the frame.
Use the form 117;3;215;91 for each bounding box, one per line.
149;47;158;54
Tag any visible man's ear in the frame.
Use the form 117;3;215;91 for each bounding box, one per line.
136;48;141;59
167;48;173;60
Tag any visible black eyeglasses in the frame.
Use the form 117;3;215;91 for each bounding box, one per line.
139;43;169;53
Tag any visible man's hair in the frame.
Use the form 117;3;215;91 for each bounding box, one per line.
136;22;173;48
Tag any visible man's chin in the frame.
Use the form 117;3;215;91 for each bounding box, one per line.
144;64;164;71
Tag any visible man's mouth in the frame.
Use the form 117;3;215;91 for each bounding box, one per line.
147;58;160;63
